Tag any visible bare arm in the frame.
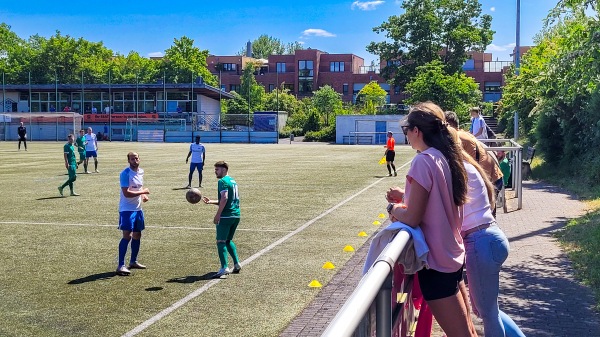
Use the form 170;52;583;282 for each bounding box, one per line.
186;151;192;163
388;181;429;228
121;186;149;198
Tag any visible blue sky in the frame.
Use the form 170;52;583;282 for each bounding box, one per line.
1;0;556;64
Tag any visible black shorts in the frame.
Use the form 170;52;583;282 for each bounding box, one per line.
386;150;395;162
417;266;463;301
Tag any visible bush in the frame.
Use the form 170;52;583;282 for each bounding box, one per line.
278;128;304;138
304;125;335;142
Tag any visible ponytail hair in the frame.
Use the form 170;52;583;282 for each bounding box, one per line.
407;102;468;206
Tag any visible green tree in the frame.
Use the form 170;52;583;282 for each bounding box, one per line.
311;85;343;126
239;34;304;58
239;63;266;113
264;86;299;113
162;36;217;86
405;60;481;119
356;81;388;115
223;91;250;114
110;52;160;84
367;0;493;86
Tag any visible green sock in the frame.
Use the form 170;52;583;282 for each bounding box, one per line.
226;241;239;265
217;242;228;269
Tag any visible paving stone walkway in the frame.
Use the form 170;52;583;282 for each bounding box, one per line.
280;180;600;337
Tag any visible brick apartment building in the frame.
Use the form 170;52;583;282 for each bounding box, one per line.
207;47;529;105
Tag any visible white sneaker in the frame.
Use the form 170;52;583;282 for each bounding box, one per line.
214;267;230;278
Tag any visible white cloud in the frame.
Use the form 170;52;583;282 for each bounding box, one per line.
301;29;336;38
486;43;516;52
351;1;385;11
148;51;164;58
490;7;496;12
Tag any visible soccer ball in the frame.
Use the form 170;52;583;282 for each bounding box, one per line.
186;188;202;204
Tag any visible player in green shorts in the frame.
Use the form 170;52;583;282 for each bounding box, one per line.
75;129;87;169
58;134;79;196
202;161;241;278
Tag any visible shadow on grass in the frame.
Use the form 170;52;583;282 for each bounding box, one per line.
36;196;65;200
166;273;216;283
67;271;117;284
172;187;190;191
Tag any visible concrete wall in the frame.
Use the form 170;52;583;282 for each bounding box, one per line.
336;115;407;144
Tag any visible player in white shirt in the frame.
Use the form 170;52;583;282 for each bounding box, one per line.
185;135;206;188
84;127;99;173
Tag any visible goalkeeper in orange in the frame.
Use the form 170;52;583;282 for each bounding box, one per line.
384;131;397;176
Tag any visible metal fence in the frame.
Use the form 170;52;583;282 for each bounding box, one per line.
322;230;426;337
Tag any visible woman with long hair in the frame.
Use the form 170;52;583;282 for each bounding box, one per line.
387;102;476;337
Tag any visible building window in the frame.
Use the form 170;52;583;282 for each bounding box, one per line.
298;60;314;93
298;60;314;77
386;60;401;67
330;62;345;72
230;84;240;92
222;63;237;71
283;83;294;92
343;84;349;95
484;82;501;92
276;62;286;73
269;84;275;92
220;84;227;91
463;59;475;71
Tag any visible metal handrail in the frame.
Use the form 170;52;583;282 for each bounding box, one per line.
479;138;523;209
321;230;411;337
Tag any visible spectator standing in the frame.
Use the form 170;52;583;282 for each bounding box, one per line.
387;102;476;337
17;122;27;151
497;151;512;188
58;134;79;197
469;107;488;140
461;154;526;337
116;152;150;276
104;105;110;114
103;123;109;140
92;106;97;114
446;111;503;216
202;161;242;278
84;127;99;173
185;135;206;188
384;131;397;177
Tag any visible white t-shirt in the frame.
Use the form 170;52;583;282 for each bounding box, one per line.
84;133;97;151
119;167;144;212
462;162;495;231
189;143;205;163
471;116;488;140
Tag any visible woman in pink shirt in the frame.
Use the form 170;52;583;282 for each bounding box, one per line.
388;102;476;337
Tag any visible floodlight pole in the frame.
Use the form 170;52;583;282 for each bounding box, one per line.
515;0;521;75
54;69;58;113
276;66;279;112
108;69;112;141
2;72;5;113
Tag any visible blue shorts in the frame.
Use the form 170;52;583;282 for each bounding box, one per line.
189;162;204;173
118;211;145;232
86;150;98;158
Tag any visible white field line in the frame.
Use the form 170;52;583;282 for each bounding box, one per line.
121;160;412;336
0;221;292;233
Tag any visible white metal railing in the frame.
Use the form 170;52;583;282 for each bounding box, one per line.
479;139;524;209
321;230;411;337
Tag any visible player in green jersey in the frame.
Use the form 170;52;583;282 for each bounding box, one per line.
75;129;87;169
202;161;241;278
58;134;79;197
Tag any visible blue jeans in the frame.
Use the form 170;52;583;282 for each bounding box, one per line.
464;224;526;337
